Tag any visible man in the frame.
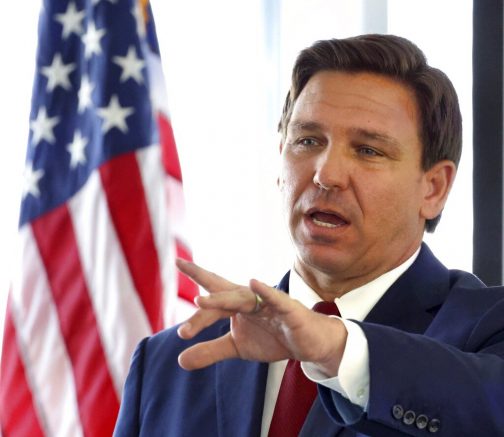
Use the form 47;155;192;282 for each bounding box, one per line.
114;35;504;436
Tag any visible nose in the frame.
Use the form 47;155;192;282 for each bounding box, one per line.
312;145;349;190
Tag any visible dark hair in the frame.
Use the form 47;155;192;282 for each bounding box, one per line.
279;34;462;232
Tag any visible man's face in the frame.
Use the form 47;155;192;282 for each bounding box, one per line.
280;71;433;290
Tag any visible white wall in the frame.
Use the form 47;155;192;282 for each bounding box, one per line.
388;0;473;270
0;2;40;337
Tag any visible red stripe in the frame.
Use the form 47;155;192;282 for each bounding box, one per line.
175;239;199;303
32;205;119;437
158;113;183;181
99;152;164;332
0;300;45;437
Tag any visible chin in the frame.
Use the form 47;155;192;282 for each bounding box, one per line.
296;246;350;275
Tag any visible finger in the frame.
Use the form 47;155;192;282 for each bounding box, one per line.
194;288;258;314
176;258;236;293
178;332;238;370
177;307;234;340
179;288;258;339
249;279;292;313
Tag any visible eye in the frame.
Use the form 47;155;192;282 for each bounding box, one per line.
297;137;319;147
357;146;382;157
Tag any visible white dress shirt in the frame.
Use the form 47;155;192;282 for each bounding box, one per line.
260;249;420;436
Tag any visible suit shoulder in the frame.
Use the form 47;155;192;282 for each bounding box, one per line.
428;270;504;349
448;269;504;302
448;269;487;289
442;269;504;318
148;318;230;346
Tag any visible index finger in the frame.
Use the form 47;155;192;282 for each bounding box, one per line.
176;258;237;293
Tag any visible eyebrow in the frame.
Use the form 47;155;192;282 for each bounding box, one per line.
287;120;325;133
288;121;402;148
349;127;401;148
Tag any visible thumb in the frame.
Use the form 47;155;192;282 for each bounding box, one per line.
178;332;238;370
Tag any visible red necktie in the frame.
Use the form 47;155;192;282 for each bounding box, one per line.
268;301;340;437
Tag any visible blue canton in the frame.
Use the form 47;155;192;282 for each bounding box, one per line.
21;0;158;226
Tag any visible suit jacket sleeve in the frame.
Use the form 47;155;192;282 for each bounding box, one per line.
319;288;504;436
113;337;148;437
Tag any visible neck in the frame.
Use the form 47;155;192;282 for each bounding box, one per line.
294;246;421;301
293;263;369;301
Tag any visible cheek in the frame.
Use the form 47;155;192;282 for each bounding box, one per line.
359;178;417;220
279;164;312;218
280;179;298;215
280;162;301;198
369;181;423;227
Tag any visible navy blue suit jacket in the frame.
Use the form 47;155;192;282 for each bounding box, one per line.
114;245;504;436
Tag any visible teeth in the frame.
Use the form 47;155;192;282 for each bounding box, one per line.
313;218;339;228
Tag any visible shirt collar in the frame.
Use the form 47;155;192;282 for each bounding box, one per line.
289;247;420;321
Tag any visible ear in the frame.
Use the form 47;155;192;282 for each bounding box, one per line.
420;160;457;220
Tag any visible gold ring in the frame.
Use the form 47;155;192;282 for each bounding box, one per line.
252;293;263;313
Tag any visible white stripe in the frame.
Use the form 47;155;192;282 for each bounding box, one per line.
146;50;171;117
165;174;192;250
136;145;177;326
11;226;84;437
69;169;152;398
7;301;50;436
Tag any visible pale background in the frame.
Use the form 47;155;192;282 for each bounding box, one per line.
0;0;473;339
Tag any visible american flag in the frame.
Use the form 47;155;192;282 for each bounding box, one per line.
0;0;197;435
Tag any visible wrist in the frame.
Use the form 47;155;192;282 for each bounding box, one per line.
312;317;348;377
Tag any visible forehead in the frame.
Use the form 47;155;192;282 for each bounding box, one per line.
289;71;421;141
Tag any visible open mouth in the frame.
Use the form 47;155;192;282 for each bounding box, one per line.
308;210;349;228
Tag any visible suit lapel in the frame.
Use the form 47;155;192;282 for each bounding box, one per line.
364;243;450;333
215;325;269;437
214;272;290;437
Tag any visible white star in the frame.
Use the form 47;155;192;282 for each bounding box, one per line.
97;95;134;133
54;2;85;39
78;76;94;113
113;46;145;84
23;164;45;199
40;53;76;91
82;21;106;59
30;107;60;146
131;2;146;38
67;131;88;168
